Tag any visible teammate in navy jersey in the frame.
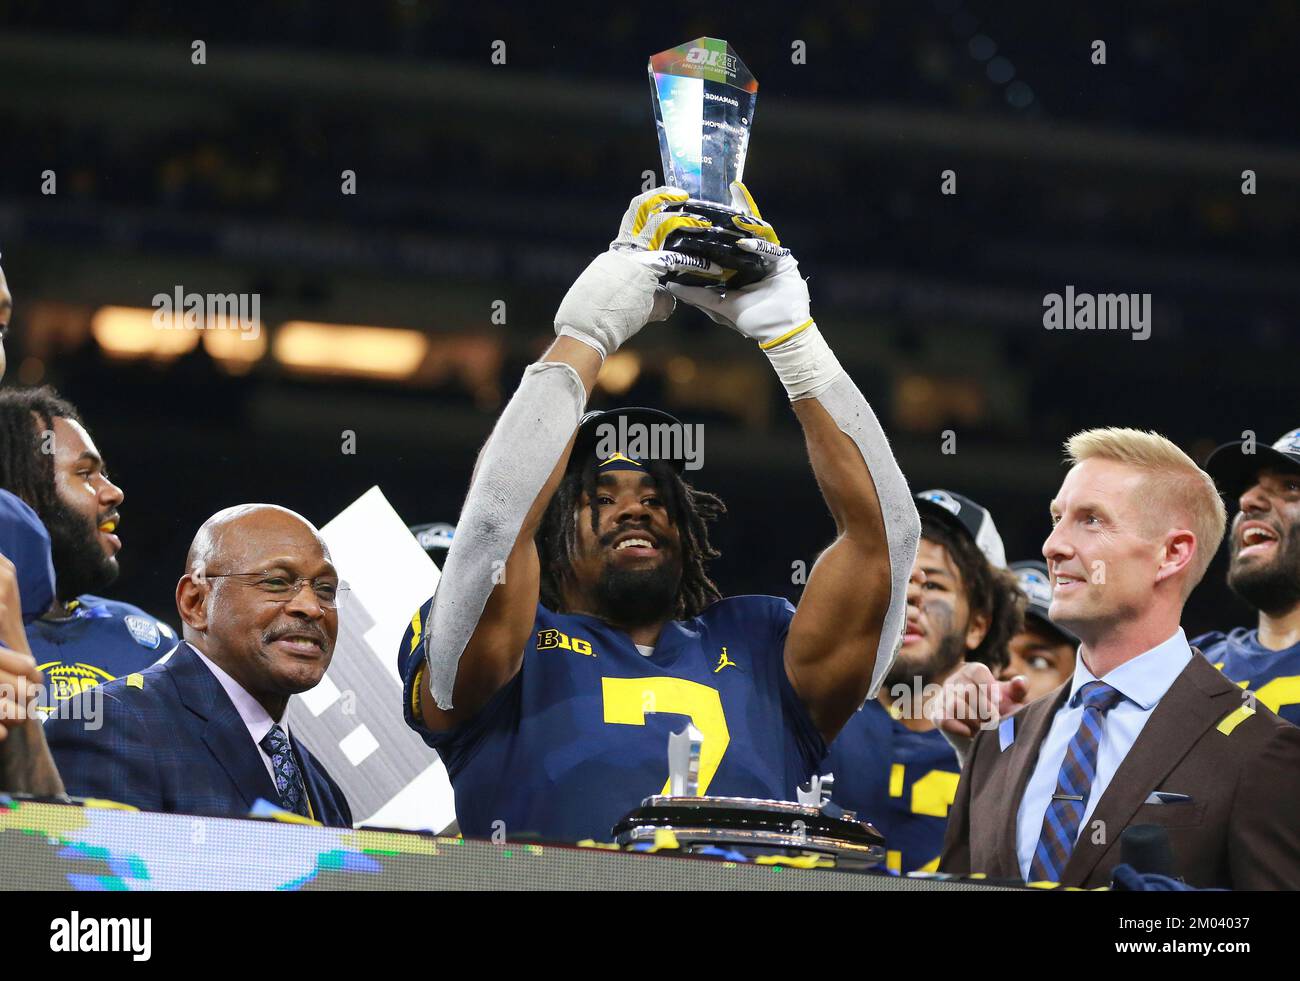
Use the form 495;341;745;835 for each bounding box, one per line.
0;387;175;712
27;595;176;710
1196;428;1300;725
401;184;919;843
821;490;1023;873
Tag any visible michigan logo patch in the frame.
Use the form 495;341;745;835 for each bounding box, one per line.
124;615;162;650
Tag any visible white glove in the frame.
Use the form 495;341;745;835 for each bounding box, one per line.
610;186;707;252
665;182;843;401
554;185;722;360
666;250;810;348
555;249;698;360
662;181;808;346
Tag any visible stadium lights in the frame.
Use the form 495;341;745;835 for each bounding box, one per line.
273;321;429;380
201;325;267;374
598;350;641;395
91;306;201;360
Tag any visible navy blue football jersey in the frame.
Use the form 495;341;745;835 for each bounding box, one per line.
0;489;56;623
821;699;960;874
399;596;826;843
1193;627;1300;727
27;596;176;713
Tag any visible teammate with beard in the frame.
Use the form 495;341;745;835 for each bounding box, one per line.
1195;428;1300;725
0;387;175;710
820;490;1023;873
399;185;919;843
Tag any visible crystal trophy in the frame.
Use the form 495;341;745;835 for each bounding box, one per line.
648;38;767;288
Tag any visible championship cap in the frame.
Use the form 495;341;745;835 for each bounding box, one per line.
568;406;688;475
1009;559;1079;646
1204;427;1300;499
914;488;1007;569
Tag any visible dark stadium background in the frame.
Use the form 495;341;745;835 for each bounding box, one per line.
0;2;1295;640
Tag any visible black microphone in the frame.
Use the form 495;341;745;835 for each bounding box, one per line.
1119;824;1177;878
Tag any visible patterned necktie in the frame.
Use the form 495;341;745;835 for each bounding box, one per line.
1028;680;1125;883
259;724;310;818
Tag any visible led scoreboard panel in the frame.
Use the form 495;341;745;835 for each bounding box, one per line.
0;800;1013;891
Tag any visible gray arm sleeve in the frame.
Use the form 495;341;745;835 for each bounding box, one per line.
812;372;921;699
423;360;587;709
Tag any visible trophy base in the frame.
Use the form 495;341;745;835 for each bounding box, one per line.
659;201;768;289
611;794;886;870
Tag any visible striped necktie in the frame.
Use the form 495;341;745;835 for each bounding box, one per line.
1028;680;1124;883
260;723;310;818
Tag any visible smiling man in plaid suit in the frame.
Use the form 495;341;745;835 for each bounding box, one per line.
45;504;352;827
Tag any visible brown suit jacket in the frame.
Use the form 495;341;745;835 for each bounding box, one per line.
940;652;1300;889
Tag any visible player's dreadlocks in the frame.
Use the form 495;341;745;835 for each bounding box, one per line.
537;458;726;620
0;386;83;518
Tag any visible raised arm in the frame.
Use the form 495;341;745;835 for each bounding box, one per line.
667;183;920;743
415;337;600;731
414;188;699;731
784;397;896;738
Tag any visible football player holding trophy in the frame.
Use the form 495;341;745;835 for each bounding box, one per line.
398;40;919;864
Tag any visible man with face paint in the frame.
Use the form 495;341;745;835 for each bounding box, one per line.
0;387;176;712
1195;428;1300;725
45;504;352;824
819;490;1024;874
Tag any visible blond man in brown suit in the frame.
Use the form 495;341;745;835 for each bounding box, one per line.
937;428;1300;889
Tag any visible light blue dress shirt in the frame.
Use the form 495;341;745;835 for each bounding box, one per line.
1015;628;1193;881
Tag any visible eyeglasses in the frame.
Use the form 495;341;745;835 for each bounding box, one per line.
202;572;350;609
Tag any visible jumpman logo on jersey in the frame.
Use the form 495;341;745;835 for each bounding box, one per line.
714;647;737;673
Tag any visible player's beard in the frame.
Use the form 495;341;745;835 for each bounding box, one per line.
885;608;967;691
1228;521;1300;616
43;497;119;601
594;556;682;628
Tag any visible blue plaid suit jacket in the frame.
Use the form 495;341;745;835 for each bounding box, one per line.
45;642;352;828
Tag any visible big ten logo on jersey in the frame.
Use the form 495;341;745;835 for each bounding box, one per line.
536;628;596;658
37;662;115;713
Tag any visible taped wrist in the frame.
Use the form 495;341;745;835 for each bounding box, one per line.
760;321;844;401
422;359;587;709
556;325;609;361
816;373;921;700
553;251;660;362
